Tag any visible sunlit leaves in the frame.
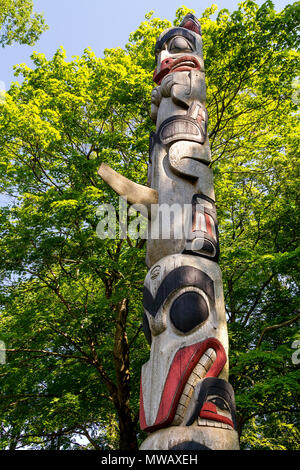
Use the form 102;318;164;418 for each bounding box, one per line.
0;0;48;47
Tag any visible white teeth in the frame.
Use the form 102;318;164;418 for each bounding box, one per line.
172;348;216;425
197;418;233;429
221;423;232;430
201;348;215;370
204;348;215;359
192;363;206;379
175;403;185;419
198;418;208;426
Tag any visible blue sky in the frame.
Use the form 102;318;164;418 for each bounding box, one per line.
0;0;293;91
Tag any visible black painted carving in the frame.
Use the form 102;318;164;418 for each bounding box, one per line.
157;114;207;146
170;291;209;333
155;28;196;58
170;441;210;450
186;377;237;430
143;266;215;317
143;312;152;345
149;131;156;162
184;193;219;261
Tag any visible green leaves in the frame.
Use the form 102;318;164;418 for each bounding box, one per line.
0;0;48;47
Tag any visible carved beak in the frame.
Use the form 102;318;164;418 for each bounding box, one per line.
139;337;226;432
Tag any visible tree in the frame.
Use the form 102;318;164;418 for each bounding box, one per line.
0;1;299;450
0;0;47;47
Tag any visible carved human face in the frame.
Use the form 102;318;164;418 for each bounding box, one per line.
139;254;229;432
153;25;204;85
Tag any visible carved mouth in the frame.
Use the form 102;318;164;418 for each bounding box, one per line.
170;59;199;72
153;55;201;84
139;337;227;432
172;347;216;425
172;348;235;430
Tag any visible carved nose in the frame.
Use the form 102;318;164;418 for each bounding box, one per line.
153;57;175;84
158;57;175;70
200;401;217;416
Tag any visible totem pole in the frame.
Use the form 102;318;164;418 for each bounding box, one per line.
98;13;239;450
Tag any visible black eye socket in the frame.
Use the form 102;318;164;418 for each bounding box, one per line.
170;291;208;333
208;397;230;411
169;36;192;53
143;312;152;345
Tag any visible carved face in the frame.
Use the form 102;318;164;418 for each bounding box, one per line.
185;377;237;430
139;254;229;432
150;14;207;149
153;16;204;85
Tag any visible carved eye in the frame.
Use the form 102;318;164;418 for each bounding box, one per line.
170;291;208;333
168;36;193;53
208;396;230;412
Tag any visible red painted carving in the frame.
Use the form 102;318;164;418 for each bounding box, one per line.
205;214;213;238
199;401;234;428
182;19;201;35
153;56;201;84
139;337;227;432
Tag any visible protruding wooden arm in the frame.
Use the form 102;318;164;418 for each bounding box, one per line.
98;163;158;218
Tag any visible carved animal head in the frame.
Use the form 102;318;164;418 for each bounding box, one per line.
139;254;229;431
153;14;203;85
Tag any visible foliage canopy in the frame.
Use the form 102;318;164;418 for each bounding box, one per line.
0;0;47;47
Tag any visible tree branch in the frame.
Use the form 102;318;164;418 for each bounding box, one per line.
256;312;300;348
1;348;86;360
242;273;274;326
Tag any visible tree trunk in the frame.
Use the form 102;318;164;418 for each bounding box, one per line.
113;298;138;450
118;408;138;451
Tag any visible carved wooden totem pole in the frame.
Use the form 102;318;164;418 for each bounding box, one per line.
98;13;239;450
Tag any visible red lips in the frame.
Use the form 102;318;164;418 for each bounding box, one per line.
153;55;201;85
139;337;227;432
